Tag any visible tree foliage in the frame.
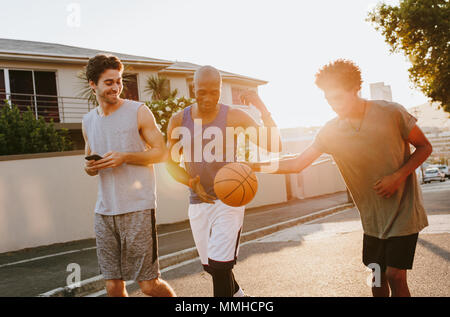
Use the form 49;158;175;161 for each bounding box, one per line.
368;0;450;112
0;103;73;155
146;96;194;138
145;75;178;101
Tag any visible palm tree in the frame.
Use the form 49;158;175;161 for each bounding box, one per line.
144;75;178;101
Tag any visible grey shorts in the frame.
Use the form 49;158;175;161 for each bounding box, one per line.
94;209;160;281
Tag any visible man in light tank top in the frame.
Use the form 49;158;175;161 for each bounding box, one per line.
166;66;282;297
82;54;176;297
251;60;432;297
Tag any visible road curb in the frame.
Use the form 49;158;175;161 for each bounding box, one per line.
39;202;354;297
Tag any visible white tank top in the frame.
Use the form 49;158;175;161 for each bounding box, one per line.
82;99;156;215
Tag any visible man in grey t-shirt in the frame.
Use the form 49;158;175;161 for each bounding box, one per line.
251;60;432;297
82;54;176;297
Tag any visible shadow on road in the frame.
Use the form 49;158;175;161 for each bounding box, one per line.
418;238;450;263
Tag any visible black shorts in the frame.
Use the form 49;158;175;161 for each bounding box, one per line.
362;233;419;272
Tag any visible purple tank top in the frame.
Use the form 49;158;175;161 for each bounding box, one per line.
181;104;237;204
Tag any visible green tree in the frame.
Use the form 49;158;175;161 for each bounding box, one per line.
145;75;178;101
0;102;73;155
146;96;194;138
368;0;450;112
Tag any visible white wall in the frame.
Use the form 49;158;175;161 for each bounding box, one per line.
289;160;347;199
0;154;288;253
0;155;97;253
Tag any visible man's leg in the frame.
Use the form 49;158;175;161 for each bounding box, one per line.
231;271;244;296
371;272;390;297
209;267;235;297
362;233;387;297
139;278;176;297
105;279;128;297
95;214;124;297
118;210;176;296
385;233;418;297
385;267;410;297
208;201;245;297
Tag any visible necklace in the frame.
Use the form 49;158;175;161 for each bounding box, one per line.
347;100;367;132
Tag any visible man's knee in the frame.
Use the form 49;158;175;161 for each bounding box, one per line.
386;267;407;286
139;278;163;296
105;279;126;296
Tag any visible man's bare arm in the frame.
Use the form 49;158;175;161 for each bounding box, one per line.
228;108;282;153
374;125;432;198
164;112;191;185
82;123;98;176
233;91;282;153
251;145;323;174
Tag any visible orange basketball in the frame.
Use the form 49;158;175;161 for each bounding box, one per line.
214;162;258;207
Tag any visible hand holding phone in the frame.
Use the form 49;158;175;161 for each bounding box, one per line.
85;154;103;161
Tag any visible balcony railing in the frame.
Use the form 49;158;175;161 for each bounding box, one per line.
1;92;94;123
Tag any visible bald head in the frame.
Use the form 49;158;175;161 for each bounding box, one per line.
194;65;222;88
193;66;222;113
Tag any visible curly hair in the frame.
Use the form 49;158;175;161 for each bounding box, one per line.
315;59;362;91
86;54;123;84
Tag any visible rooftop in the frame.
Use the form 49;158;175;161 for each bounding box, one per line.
0;38;267;84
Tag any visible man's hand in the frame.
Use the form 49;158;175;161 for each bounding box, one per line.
239;90;266;113
190;175;216;204
92;151;126;170
373;173;405;198
85;159;99;175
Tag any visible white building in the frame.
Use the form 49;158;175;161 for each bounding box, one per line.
0;38;267;148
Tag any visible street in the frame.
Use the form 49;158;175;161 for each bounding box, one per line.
130;180;450;297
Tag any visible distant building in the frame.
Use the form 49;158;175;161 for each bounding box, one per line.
370;82;392;102
425;131;450;162
408;102;450;163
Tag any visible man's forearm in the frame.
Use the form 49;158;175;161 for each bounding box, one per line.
394;145;433;181
165;160;191;187
254;156;301;174
124;147;168;166
253;145;322;174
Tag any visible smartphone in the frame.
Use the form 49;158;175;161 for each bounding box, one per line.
85;154;103;161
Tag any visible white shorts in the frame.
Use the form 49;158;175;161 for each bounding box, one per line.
189;200;245;270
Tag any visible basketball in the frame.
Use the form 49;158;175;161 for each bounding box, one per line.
214;162;258;207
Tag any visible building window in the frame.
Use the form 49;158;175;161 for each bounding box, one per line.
0;69;5;101
6;69;59;122
122;73;139;101
34;71;59;122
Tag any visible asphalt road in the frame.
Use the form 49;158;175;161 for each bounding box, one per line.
0;192;349;297
131;180;450;297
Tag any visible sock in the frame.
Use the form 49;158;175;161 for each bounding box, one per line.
233;287;245;297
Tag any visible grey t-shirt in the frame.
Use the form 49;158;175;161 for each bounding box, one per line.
83;100;157;215
313;100;428;239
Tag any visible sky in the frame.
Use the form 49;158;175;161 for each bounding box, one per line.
0;0;430;128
